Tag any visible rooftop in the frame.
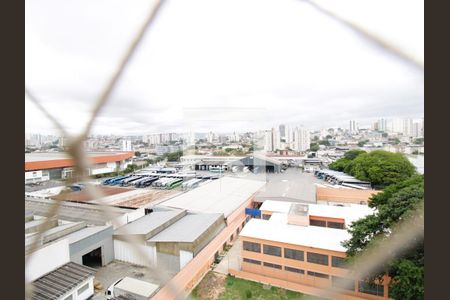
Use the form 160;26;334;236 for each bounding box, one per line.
31;262;96;300
260;200;375;225
160;177;265;218
25;151;129;162
114;209;186;239
240;214;351;252
147;213;223;243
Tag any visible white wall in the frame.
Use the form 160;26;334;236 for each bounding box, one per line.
114;240;156;267
59;277;94;300
179;250;193;270
26;239;70;282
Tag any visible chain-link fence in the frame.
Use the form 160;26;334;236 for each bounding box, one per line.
25;0;424;299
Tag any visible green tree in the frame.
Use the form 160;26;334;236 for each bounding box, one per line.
343;175;424;300
134;151;141;157
309;143;319;151
318;140;330;146
357;139;369;147
344;149;366;160
346;151;416;187
329;150;366;172
165;150;183;161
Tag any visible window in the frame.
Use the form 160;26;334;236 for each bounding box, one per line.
243;241;261;253
284;248;304;261
358;281;384;297
243;258;261;265
263;262;282;269
307;252;329;266
77;283;89;295
332;276;355;291
327;221;345;229
332;256;347;268
285;266;305;274
263;244;282;257
307;271;329;279
310;219;326;227
262;214;271;220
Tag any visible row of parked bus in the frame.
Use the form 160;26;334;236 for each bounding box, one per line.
101;173;217;190
314;169;372;189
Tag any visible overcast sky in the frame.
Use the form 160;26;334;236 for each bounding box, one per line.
25;0;424;136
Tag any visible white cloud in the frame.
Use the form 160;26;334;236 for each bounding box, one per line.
25;0;424;135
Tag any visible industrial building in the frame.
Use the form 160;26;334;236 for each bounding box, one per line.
231;154;283;173
112;177;266;299
25;212;115;268
25;151;133;183
27;238;97;300
230;200;389;300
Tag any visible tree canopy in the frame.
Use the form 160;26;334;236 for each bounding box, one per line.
309;143;319;152
330;150;416;187
343;175;424;299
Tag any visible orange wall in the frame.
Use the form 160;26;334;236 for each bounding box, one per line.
151;193;258;300
316;187;380;204
239;236;390;300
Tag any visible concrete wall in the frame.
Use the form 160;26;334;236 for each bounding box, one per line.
69;226;114;266
26;239;70;282
157;251;180;273
114;240;157;267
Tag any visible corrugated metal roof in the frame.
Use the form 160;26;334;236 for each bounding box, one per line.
31;262;96;300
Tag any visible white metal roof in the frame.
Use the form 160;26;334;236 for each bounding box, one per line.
147;213;223;243
159;177;265;217
115;277;159;297
259;200;374;225
240;215;350;252
308;203;375;225
259;200;292;213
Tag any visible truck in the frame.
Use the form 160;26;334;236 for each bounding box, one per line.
105;277;159;300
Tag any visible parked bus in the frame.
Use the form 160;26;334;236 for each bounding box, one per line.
165;178;183;189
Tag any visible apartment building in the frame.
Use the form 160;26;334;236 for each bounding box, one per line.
232;201;389;300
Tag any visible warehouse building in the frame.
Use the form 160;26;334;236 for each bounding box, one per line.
231;154;283;173
111;177;266;300
27;239;97;300
25;212;115;268
25;151;133;183
230;200;389;300
114;207;226;273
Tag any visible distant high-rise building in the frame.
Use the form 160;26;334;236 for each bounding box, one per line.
293;127;310;152
279;124;286;138
402;119;414;137
272;127;281;151
207;132;215;143
349;120;358;133
122;140;132;151
263;130;273;152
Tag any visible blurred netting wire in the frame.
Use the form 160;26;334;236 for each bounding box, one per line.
25;0;424;299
